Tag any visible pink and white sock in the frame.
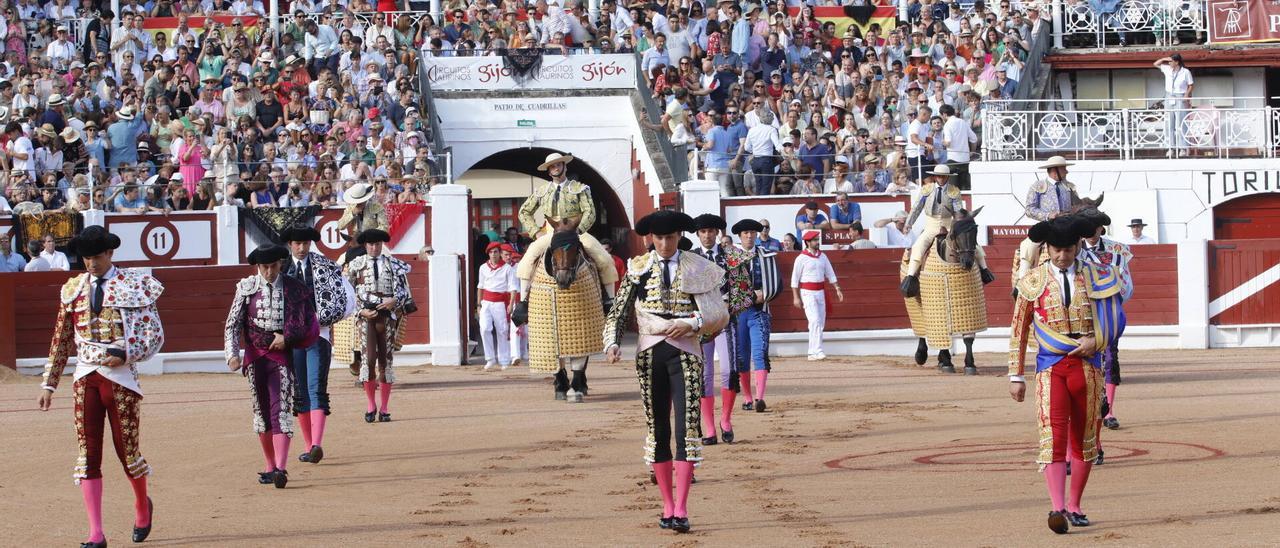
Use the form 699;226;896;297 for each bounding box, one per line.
272;433;291;471
129;476;150;528
296;412;313;448
80;478;105;543
1068;457;1093;514
1105;384;1117;418
379;382;393;414
364;382;377;413
652;461;674;518
752;370;768;401
673;461;695;519
1044;462;1068;511
258;433;276;472
310;410;327;447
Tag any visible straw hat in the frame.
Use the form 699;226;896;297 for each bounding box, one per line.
60;126;81;143
37;123;57;138
343;182;375;204
537;152;573;171
926;164;958;177
1038;155;1074;169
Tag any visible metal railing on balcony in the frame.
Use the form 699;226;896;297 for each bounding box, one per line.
1053;0;1207;48
980;97;1280;161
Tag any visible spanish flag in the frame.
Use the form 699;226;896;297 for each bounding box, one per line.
786;5;898;39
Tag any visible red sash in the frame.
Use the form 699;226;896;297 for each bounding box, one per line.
481;290;508;303
797;282;833;315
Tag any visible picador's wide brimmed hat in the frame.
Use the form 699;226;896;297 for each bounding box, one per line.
281;225;321;242
1127;218;1148;227
692;213;727;231
537;152;574;171
357;229;392;244
247;243;289;265
926;164;958;177
1028;216;1094;249
343;183;375;204
69;225;121;257
1038;155;1074;169
731;218;765;234
636;210;696;236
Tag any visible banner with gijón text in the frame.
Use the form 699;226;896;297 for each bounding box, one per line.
424;54;636;91
1208;0;1280;44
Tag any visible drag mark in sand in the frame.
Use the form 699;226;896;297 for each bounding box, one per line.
824;440;1227;472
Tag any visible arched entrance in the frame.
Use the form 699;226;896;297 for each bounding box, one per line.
1214;194;1280;239
465;147;634;254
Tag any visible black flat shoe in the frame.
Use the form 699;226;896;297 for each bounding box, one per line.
742;400;753;411
378;413;391;422
1094;448;1105;466
702;436;717;446
364;412;376;423
721;429;734;443
308;445;324;464
273;469;288;489
649;471;657;485
258;471;275;485
555;391;567;401
1103;417;1120;430
754;399;766;413
1068;512;1090;527
670;516;690;533
132;496;153;542
298;452;312;463
1047;510;1069;534
658;516;673;529
80;541;107;548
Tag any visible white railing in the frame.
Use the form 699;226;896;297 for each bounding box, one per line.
1054;0;1206;48
981;97;1280;161
299;10;436;30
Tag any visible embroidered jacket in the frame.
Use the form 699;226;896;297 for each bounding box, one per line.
224;274;320;366
43;268;165;395
518;179;596;235
906;180;965;227
1008;260;1126;377
691;243;754;316
603;251;729;355
739;245;783;313
288;251;355;326
345;253;412;316
1078;237;1134;301
1024;178;1081;221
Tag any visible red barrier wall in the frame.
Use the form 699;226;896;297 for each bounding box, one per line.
1209;239;1280;325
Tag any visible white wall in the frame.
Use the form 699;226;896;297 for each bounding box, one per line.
433;95;662;227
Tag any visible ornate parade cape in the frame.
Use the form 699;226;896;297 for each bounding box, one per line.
224;274;320;366
1009;261;1127;376
43;268;165;396
1078;237;1134;301
298;251;355;327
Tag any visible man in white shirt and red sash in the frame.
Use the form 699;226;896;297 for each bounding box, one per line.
790;230;843;361
476;241;517;370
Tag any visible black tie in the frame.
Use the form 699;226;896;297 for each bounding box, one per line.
661;259;672;290
373;257;380;284
550;184;562;218
1059;268;1071;305
91;278;106;315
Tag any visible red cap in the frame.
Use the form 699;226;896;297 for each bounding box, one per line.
499;243;515;253
802;229;821;241
486;242;502;253
367;107;380;120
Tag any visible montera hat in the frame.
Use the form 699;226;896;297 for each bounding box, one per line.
731;218;765;234
1028;216;1094;249
692;213;727;232
69;226;122;257
281;225;321;242
635;210;696;236
357;229;392;244
247;243;289;265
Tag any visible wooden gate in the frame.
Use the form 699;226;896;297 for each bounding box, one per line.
1208;239;1280;325
1214;194;1280;240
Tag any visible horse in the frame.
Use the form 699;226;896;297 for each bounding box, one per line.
514;228;606;403
901;206;988;374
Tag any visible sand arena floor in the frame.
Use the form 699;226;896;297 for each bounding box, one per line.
2;347;1278;547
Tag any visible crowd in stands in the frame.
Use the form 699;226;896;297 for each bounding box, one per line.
0;3;442;219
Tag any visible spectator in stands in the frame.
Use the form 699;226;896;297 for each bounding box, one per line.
746;108;783;195
756;219;783;252
37;233;69;270
781;232;799;251
859;154;891;193
841;221;877;249
790;165;823;195
824;156;856;193
828;192;861;230
875;210;918;248
794;201;828;239
0;231;26;272
1126;218;1155;244
23;240;50;271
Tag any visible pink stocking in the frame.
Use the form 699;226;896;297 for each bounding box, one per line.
272;433;291;471
699;397;715;439
80;478;105;543
1068;457;1093;514
738;372;753;400
752;370;768;401
257;433;276;472
129;476;150;528
310;410;327;447
652;461;675;518
296;412;313;448
379;382;393;413
363;382;377;413
720;388;736;432
673;461;695;518
1043;462;1067;511
1105;384;1117;418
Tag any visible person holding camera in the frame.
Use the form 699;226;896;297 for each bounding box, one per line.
345;229;412;423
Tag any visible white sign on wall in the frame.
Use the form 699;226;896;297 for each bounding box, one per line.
424;54;637;91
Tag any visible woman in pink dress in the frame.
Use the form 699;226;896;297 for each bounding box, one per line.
5;9;26;65
178;127;206;195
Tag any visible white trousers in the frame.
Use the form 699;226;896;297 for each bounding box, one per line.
700;330;732;396
509;320;528;361
801;289;826;356
479;300;511;365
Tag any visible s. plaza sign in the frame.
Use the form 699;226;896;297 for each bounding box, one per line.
424;54;636;91
1198;169;1280;205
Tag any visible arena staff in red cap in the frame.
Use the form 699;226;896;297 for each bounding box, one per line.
604;210;728;534
477;241;517;370
790;230;843;361
38;226;165;547
1008;216;1126;534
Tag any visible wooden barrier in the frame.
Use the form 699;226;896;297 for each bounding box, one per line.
0;260;430;367
1208;239;1280;325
